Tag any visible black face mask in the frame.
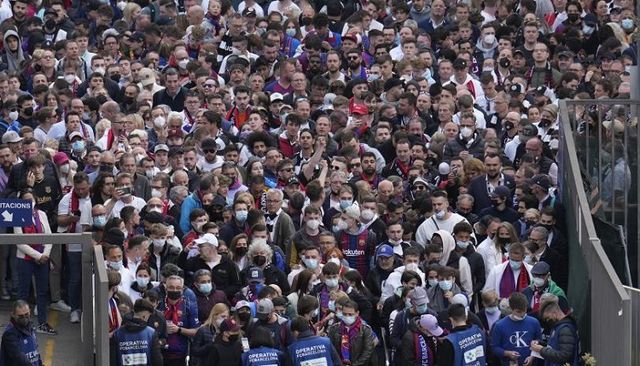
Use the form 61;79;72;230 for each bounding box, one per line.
111;74;122;83
238;311;251;322
253;255;267;267
539;118;552;128
123;96;134;104
14;316;31;330
22;107;33;117
227;334;240;342
100;164;112;172
235;247;248;257
504;121;515;131
499;58;511;68
167;290;182;300
568;13;579;22
541;224;554;231
300;17;313;26
45;18;56;30
491;199;502;208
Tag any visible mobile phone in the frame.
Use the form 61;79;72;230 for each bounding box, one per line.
119;187;132;196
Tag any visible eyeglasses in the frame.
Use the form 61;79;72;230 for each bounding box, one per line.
348;163;361;168
348;56;360;60
331;165;341;170
203;149;216;154
204;83;216;88
151;185;164;190
414;185;426;191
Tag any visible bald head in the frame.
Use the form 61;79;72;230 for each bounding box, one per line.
525;137;543;158
99;101;120;122
187;5;205;25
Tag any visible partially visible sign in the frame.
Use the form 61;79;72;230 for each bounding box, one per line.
0;199;33;227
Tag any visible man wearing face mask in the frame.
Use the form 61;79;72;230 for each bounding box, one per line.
147;223;181;282
483;243;533;299
252;298;294;351
365;244;399;310
480;186;519;224
158;275;200;364
177;233;241;298
490;292;542;366
380;247;425;304
327;299;376;366
219;200;250;244
529;301;580;366
0;300;43;365
443;112;485;162
105;244;134;294
426;266;463;312
453;222;486;299
390;287;435;351
416;190;470;247
334;203;377;278
110;298;164;366
288;206;329;268
521;261;569;315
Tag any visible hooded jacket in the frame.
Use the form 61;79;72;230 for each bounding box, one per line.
380;264;426;304
436;230;473;296
2;29;26;73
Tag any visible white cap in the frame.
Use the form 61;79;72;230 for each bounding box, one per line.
194;233;218;247
2;131;22;144
270;93;284;102
438;162;450;175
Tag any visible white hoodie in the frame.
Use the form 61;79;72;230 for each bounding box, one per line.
380;264;426;304
437;229;473;298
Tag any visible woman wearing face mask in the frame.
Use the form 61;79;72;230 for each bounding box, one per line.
191;269;229;323
229;234;250;271
53;152;75;194
128;263;155;302
190;303;230;366
243;238;290;294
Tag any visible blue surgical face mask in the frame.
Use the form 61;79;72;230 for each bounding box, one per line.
325;278;339;288
339;200;352;210
342;315;356;325
428;278;438;287
286;28;297;37
198;283;213;295
71;140;85;152
439;279;453;291
456;240;470;249
509;259;522;270
107;260;123;271
136;276;149;288
328;300;336;311
303;258;318;270
235;210;248;222
621;18;634;30
93;215;106;227
416;304;428;314
485;306;499;314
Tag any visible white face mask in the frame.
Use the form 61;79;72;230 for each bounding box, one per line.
8;111;18;121
93;67;105;75
64;74;76;84
154;116;166;129
405;262;419;272
461;126;474;139
178;59;189;69
60;164;70;174
483;34;496;44
151;188;163;198
361;209;375;222
306;219;320;230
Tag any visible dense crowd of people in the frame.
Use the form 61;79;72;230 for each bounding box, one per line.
0;0;634;364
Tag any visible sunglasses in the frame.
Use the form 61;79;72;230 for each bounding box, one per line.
348;56;360;60
331;165;341;170
348;163;361;168
203;149;216;154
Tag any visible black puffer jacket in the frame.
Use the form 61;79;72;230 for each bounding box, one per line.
540;317;580;364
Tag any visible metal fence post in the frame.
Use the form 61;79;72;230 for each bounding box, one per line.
94;245;109;366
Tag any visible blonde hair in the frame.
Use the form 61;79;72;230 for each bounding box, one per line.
123;2;142;24
95;119;112;141
204;303;229;327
